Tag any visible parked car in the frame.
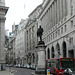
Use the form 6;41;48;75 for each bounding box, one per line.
63;68;75;75
6;64;13;67
6;64;9;67
26;64;30;69
20;64;24;68
23;65;27;68
32;65;36;70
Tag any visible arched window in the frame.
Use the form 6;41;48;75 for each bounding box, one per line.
48;48;50;59
51;46;55;58
62;41;66;57
56;43;60;55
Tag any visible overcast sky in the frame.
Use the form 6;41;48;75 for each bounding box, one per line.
5;0;43;32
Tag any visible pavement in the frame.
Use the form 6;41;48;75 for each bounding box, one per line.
0;67;15;75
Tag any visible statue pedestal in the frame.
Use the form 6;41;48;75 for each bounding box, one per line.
35;43;46;75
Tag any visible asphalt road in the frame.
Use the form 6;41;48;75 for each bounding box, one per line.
10;67;53;75
13;68;35;75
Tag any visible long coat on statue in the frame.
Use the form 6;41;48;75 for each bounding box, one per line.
37;26;43;41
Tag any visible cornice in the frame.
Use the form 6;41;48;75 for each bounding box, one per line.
28;4;42;17
0;6;9;14
38;0;51;18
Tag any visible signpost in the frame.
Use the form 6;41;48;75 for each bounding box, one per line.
47;69;50;75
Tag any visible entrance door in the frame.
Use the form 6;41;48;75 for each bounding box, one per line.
68;50;74;58
1;64;3;71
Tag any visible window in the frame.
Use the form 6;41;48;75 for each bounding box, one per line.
32;26;34;38
49;35;50;42
61;27;63;34
56;31;57;37
64;25;67;32
53;33;54;38
48;48;50;59
58;29;60;36
71;20;73;28
51;35;52;40
69;37;73;45
32;54;35;63
71;6;73;16
29;28;31;39
70;0;73;16
47;36;48;42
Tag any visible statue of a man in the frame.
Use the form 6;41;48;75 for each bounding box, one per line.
37;25;44;41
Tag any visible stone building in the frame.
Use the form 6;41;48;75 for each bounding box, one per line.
12;24;18;65
8;0;75;67
0;0;8;70
24;5;42;66
15;19;28;65
38;0;75;59
5;24;18;66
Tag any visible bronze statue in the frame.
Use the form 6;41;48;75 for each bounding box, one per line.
37;25;43;41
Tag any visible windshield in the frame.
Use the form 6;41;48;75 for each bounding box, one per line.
60;59;74;70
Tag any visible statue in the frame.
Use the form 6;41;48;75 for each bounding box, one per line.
37;25;43;41
37;25;44;45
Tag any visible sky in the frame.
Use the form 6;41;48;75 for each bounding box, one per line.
5;0;43;32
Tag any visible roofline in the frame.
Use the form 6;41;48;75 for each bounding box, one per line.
28;4;42;17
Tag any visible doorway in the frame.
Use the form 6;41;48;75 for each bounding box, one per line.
68;50;74;58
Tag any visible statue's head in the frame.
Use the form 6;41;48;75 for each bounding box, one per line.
39;25;41;28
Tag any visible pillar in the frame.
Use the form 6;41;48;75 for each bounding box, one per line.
0;0;9;71
35;44;46;75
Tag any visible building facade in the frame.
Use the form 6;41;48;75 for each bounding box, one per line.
8;0;75;68
15;19;28;65
5;24;18;66
38;0;75;59
0;0;8;70
24;5;42;66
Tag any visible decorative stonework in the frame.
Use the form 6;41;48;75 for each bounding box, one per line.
0;1;9;71
0;17;6;22
0;6;9;14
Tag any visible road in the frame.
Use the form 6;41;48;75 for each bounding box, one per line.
13;68;35;75
11;67;53;75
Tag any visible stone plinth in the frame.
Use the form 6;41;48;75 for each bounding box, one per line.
35;43;46;75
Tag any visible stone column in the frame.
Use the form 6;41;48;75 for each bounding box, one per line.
0;17;6;71
65;0;67;16
52;4;53;26
0;3;8;71
63;0;66;18
35;44;46;75
54;0;57;24
57;0;60;23
60;0;63;20
50;7;51;29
